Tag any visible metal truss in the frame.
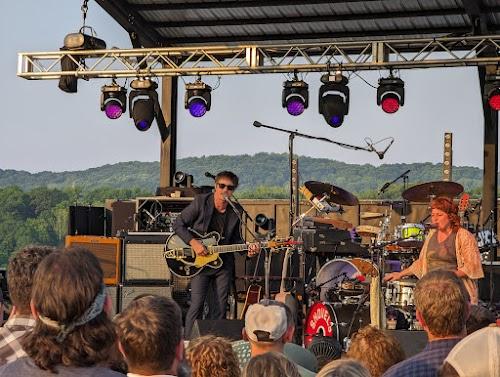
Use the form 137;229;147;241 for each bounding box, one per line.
17;35;500;80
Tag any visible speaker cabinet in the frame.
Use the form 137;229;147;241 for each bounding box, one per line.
479;262;500;302
384;330;428;358
120;285;172;312
111;200;136;236
68;205;106;236
123;233;171;283
65;236;121;285
191;319;244;341
106;285;118;316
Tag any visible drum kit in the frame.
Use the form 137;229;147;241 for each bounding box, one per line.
299;179;466;349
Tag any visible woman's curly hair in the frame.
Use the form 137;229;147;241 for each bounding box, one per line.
186;335;240;377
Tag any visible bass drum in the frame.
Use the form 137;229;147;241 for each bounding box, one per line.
316;258;379;301
304;301;371;349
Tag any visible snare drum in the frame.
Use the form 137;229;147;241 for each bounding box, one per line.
395;223;425;248
385;279;417;307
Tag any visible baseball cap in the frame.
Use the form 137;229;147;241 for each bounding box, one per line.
444;324;500;377
244;300;288;343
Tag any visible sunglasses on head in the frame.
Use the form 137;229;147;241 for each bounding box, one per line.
217;183;235;191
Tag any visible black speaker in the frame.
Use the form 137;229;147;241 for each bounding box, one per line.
191;319;244;341
478;262;500;303
111;200;136;236
68;205;106;236
384;330;428;358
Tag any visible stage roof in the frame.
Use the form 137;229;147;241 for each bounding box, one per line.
95;0;500;48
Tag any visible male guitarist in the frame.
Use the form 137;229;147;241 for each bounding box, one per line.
174;171;260;338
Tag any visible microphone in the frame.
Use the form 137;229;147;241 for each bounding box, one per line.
376;138;394;160
205;172;216;180
223;195;241;216
253;121;263;127
378;182;391;195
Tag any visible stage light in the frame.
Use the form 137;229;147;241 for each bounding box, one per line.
58;32;106;93
185;80;212;117
318;73;349;128
173;171;193;187
129;79;158;132
377;77;405;114
100;83;127;119
486;79;500;111
282;79;309;116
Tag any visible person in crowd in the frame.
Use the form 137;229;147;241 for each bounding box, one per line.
0;245;56;366
438;324;500;377
173;171;260;339
186;335;240;377
383;270;469;377
346;325;405;377
465;304;496;334
384;196;483;304
0;247;121;376
317;359;370;377
240;299;315;377
242;352;301;377
115;294;183;377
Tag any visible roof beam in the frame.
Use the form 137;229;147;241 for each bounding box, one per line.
158;26;473;45
150;8;470;29
131;0;380;11
463;0;490;35
94;0;163;47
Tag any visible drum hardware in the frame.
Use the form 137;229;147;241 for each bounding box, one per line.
360;211;385;220
303;181;359;207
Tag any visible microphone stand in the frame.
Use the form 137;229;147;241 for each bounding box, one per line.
378;169;410;220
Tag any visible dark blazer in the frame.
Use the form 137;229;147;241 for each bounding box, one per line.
173;193;244;247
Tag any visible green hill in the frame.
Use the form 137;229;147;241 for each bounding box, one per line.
0;153;483;196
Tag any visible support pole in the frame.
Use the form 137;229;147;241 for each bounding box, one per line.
159;76;178;189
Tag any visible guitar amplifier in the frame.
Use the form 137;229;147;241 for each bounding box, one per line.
65;236;121;285
119;284;172;312
123;233;171;283
106;285;119;316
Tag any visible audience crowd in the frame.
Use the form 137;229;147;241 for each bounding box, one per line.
0;244;497;376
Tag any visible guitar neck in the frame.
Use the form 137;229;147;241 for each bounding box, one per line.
208;243;248;254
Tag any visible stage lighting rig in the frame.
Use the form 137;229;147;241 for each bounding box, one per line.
129;79;159;132
377;76;405;114
185;79;212;117
100;82;127;119
282;78;309;116
318;72;349;128
485;77;500;111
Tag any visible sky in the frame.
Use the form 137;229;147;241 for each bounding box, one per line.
0;0;489;173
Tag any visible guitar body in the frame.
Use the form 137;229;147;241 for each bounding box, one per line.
240;284;262;319
165;232;223;278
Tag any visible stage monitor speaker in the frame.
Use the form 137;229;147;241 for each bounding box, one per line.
478;262;500;302
123;234;171;283
65;236;121;285
111;200;136;236
384;330;428;358
191;319;244;341
120;285;172;312
68;205;106;236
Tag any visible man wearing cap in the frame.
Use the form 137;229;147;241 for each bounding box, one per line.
242;299;316;377
383;270;470;377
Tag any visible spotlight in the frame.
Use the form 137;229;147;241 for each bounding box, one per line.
485;79;500;111
185;80;212;117
173;171;193;187
282;79;309;116
377;77;405;114
58;32;106;93
318;73;349;127
100;83;127;119
129;79;158;132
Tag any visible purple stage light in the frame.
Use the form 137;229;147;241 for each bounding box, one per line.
286;98;305;116
104;101;123;119
188;99;207;117
330;115;342;127
136;119;151;131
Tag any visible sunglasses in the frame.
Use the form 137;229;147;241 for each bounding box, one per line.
217;183;235;191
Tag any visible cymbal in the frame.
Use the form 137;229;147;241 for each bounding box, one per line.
311;216;353;230
402;181;464;203
360;211;384;220
304;181;359;206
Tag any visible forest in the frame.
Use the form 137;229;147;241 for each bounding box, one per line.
0;153;484;265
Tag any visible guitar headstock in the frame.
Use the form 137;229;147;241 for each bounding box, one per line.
458;193;470;214
266;238;303;250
